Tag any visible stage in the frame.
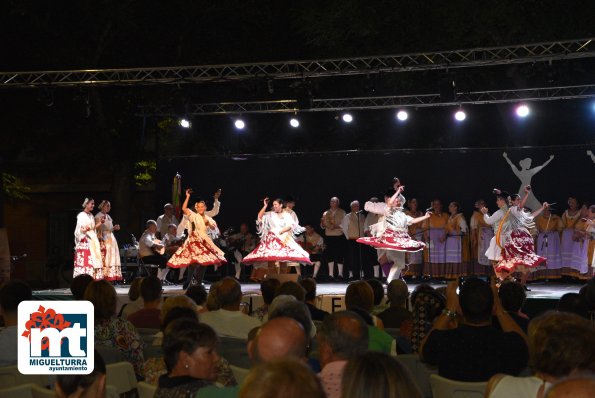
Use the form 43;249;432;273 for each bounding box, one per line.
32;280;584;319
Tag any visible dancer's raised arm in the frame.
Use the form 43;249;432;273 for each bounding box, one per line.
182;188;193;216
258;197;269;220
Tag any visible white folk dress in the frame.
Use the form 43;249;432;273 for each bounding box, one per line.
357;207;425;252
73;211;103;280
95;211;122;281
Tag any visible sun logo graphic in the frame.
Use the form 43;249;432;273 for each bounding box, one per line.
18;301;94;374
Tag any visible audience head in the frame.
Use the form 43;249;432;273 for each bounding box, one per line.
160;295;197;323
317;311;369;368
239;359;325;398
140;275;162;304
162;318;219;380
163;203;174;215
299;278;317;303
410;285;445;352
260;279;280;305
341;351;422;398
55;350;106;398
545;373;595;398
269;299;313;340
558;293;589;318
498;280;526;313
0;279;32;323
459;277;493;324
84;280;116;321
580;278;595;312
345;281;374;313
145;219;157;233
276;281;306;302
127;277;143;301
206;281;222;311
367;279;385;306
161;306;199;332
386;279;409;308
528;311;595;379
186;284;208;307
252;317;307;363
70;274;94;300
216;277;242;310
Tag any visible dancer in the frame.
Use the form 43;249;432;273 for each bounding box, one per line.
95;200;122;283
493;186;548;288
481;190;510;276
243;198;312;276
363;197;382;279
73;198;104;280
168;188;227;289
358;186;431;283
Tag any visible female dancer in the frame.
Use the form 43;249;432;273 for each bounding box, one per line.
95;200;122;282
168;188;227;288
242;198;311;276
535;206;563;279
73;198;103;280
358;186;431;283
444;201;469;278
481;190;510;275
560;197;583;278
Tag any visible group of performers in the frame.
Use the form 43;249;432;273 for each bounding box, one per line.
73;179;595;289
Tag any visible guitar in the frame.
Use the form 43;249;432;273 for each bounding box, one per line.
152;239;166;255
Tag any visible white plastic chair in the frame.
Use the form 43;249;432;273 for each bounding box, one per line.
0;365;52;388
229;364;250;385
137;381;158;398
106;361;138;395
0;383;54;398
430;374;488;398
396;354;437;398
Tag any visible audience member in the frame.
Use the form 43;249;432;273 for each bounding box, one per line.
276;281;306;302
557;293;589;318
377;279;412;328
545;373;595;398
367;279;387;315
486;311;595;398
206;281;222;311
317;311;369;398
200;277;261;339
341;351;422;398
408;284;445;353
251;278;280;322
155;319;220;397
240;359;325;398
70;274;94;300
300;278;330;321
268;298;315;341
497;280;530;332
119;277;143;319
128;275;163;329
186;284;208;313
55;350;106;398
84;280;145;377
252;317;307;363
421;278;528;382
0;280;32;366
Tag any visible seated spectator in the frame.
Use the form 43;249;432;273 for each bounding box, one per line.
300;278;330;321
206;281;222;311
55;350;106;398
128;276;163;329
0;280;32;366
421;278;528;382
367;279;387;315
185;284;208;313
276;281;306;302
240;359;325;398
269;298;316;343
200;277;261;339
497;280;530;332
545;373;595;398
341;351;422;398
557;293;589;318
486;311;595;398
345;281;395;355
377;279;412;329
408;284;445;353
70;274;94;300
155;319;220;398
251;278;280;322
84;280;145;378
119;277;144;319
317;311;369;398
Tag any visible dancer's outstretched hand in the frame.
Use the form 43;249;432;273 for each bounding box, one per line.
263;197;270;207
480;207;489;215
186;188;193;196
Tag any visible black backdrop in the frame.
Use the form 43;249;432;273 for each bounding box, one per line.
157;145;594;232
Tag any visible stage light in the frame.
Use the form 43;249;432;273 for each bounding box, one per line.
342;113;353;123
454;110;466;121
516;104;530;118
234;119;245;130
396;110;408;121
178;118;191;128
289;118;300;128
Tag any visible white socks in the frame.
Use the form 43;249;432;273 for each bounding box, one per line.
328;262;334;277
158;268;170;281
337;263;344;277
235;263;241;279
313;262;321;278
373;265;380;278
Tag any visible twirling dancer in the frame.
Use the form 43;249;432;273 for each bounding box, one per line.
73;198;104;280
358;185;431;283
168;188;227;289
242;197;312;276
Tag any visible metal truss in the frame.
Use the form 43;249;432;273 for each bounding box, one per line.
137;84;595;116
2;38;594;88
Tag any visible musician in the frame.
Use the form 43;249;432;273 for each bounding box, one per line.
156;203;179;239
163;224;185;256
228;223;256;280
139;220;168;280
296;224;325;279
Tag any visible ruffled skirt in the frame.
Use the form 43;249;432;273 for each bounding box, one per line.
167;234;227;268
496;230;546;274
357;229;425;252
242;232;312;264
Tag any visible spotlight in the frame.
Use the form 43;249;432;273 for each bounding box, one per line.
396;110;408;121
454;110;466;121
289;118;300;128
516;104;530;118
342;113;353;123
179;119;191;128
234;119;245;130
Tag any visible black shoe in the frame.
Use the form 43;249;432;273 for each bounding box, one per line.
161;279;174;286
523;285;531;291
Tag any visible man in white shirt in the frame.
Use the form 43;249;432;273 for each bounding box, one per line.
364;197;381;278
156;203;179;239
139;219;169;282
341;201;366;280
228;223;256;280
0;280;32;366
321;197;347;280
200;277;261;339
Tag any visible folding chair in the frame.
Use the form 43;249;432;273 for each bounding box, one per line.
430;374;488;398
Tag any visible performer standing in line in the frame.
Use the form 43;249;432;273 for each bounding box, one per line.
242;198;312;275
404;198;424;278
168;188;227;289
424;199;449;279
535;206;563;279
73;198;104;280
320;197;347;280
358;186;431;283
95;200;122;283
444;201;469;279
560;196;583;278
470;199;493;275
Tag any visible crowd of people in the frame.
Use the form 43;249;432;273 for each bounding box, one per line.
72;178;594;291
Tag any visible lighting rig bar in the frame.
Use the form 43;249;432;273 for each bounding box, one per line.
1;39;594;88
